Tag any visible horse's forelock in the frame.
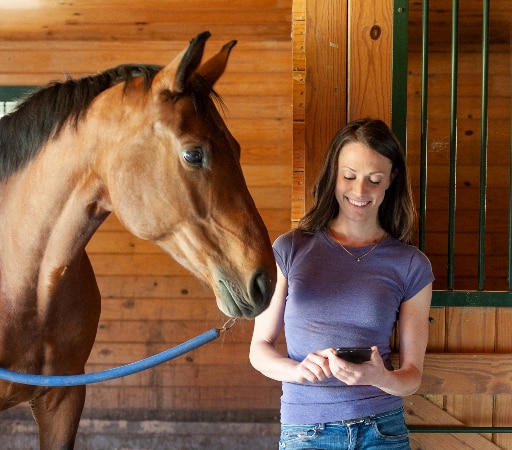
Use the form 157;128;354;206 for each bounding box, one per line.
188;74;227;118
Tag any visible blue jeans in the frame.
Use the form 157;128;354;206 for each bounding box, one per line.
279;407;410;449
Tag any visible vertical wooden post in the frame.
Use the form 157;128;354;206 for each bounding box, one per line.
292;0;348;223
292;0;394;223
347;0;393;123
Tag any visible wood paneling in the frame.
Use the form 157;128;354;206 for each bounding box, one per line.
0;0;292;43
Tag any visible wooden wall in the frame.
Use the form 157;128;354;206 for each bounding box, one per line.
0;0;291;420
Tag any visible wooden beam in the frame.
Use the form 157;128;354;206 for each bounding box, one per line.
391;353;512;395
302;0;348;212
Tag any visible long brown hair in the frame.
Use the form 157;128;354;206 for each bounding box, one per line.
297;118;416;244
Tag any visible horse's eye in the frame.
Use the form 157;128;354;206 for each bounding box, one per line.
182;148;204;165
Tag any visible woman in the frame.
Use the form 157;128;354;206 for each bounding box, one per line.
250;118;434;449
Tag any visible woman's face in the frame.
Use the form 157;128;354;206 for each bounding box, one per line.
335;141;395;225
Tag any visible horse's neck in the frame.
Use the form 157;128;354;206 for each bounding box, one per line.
0;139;110;305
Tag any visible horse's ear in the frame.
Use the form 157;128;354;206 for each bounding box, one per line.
152;31;211;94
174;31;210;91
196;40;237;88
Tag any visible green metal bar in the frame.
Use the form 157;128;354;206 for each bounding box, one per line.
477;0;490;290
418;0;429;252
432;291;512;308
409;427;512;434
391;0;409;153
447;0;459;290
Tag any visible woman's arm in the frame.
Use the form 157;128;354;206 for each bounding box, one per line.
249;265;333;383
390;282;433;394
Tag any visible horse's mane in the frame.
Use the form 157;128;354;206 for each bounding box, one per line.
0;64;162;181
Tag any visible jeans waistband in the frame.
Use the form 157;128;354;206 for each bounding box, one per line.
336;407;405;427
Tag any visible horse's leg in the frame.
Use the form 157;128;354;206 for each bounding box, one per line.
30;385;86;450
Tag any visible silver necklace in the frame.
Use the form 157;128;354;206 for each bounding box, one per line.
328;228;386;263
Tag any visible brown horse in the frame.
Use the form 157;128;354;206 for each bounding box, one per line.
0;32;276;449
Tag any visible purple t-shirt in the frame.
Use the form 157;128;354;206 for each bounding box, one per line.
273;228;434;424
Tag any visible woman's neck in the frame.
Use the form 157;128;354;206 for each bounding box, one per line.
328;219;385;247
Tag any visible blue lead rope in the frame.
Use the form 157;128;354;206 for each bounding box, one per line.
0;327;221;387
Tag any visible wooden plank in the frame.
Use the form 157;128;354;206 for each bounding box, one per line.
426;308;446;352
494;395;512;449
391;353;512;395
292;70;305;121
0;41;292;78
446;308;496;352
303;0;347;210
292;19;305;71
90;254;187;276
347;0;392;123
88;342;258;366
241;164;291;187
83;385;281;410
443;305;496;429
94;319;255;344
404;395;502;449
99;298;222;321
0;1;292;43
96;275;215;299
240;141;293;166
83;363;281;389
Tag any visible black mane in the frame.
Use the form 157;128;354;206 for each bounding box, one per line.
0;64;162;181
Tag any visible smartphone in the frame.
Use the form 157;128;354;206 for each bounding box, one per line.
335;347;372;364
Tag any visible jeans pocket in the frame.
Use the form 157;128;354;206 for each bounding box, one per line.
371;408;409;441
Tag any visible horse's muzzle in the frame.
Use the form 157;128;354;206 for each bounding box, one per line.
217;269;275;319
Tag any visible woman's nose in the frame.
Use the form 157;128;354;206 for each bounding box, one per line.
351;178;367;196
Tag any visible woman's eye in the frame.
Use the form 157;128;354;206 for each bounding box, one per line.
369;179;382;185
344;176;356;181
183;148;204;165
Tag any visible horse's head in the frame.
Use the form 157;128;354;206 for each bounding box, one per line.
96;32;276;318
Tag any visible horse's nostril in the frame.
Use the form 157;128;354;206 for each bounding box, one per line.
249;270;275;316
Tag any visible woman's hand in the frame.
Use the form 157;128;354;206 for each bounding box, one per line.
324;346;387;386
293;351;334;383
